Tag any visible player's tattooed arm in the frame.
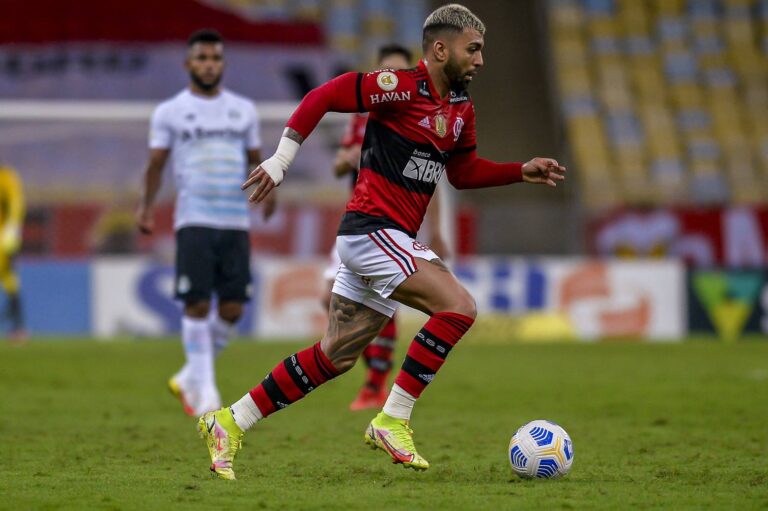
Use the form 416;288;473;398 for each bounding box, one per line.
322;293;389;372
282;127;305;145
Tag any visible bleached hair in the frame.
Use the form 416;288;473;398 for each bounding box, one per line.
423;4;486;35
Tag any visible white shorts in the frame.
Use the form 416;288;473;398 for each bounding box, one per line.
323;240;342;281
331;228;439;317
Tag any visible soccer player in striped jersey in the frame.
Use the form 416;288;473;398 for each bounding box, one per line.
200;4;565;479
326;43;448;411
137;29;275;416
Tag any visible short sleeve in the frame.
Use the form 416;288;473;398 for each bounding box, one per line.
246;102;262;150
148;104;173;149
358;69;416;112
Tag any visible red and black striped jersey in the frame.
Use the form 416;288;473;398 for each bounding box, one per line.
339;112;368;191
287;59;523;237
341;112;368;148
340;60;476;237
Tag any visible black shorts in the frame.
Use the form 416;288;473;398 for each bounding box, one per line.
175;226;252;304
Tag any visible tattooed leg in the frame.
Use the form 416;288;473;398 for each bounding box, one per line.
321;293;391;373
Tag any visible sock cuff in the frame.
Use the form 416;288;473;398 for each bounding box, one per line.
313;342;340;377
426;312;474;344
182;316;210;328
210;314;236;335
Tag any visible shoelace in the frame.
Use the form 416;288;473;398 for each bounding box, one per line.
391;422;417;452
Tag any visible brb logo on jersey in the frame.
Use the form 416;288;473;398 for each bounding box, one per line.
403;149;445;184
376;71;398;91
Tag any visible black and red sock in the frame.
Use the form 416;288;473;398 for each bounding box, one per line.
362;316;397;391
394;312;474;398
249;342;339;418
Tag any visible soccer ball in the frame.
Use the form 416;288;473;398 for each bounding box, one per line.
508;420;574;479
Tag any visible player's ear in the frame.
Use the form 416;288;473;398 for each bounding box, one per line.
433;39;449;63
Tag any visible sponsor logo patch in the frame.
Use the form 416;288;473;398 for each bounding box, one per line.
417;80;431;97
402;149;445;184
377;71;398;91
369;91;411;104
434;114;447;138
449;90;469;103
418;116;431;129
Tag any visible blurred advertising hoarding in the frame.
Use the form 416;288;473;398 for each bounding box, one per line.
688;269;768;341
13;257;687;341
589;206;768;268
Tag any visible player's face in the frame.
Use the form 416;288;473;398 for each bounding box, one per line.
186;43;225;92
378;53;410;71
445;28;484;89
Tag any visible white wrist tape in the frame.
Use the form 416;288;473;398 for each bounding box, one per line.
261;136;300;186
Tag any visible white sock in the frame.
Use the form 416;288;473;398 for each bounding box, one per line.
174;363;192;388
382;383;417;420
230;393;263;431
181;316;216;400
210;314;236;358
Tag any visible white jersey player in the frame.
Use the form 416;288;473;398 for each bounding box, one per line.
137;29;275;416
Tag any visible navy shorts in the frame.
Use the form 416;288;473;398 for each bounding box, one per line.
175;226;252;304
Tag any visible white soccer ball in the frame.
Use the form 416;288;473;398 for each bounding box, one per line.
508;420;574;479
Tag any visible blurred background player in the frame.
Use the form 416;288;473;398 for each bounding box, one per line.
137;29;275;416
0;161;26;342
325;43;449;411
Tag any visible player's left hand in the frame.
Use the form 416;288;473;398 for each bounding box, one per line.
242;165;277;203
521;158;566;187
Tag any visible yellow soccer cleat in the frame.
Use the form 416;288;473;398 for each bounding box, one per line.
168;377;196;417
364;412;429;471
198;407;244;480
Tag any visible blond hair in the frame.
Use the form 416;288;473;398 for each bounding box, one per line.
423;4;486;35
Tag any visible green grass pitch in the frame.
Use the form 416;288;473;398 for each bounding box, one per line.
2;337;767;510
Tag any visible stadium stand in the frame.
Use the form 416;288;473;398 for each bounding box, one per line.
548;0;768;208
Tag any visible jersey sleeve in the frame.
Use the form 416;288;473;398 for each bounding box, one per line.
148;104;173;149
286;70;416;140
454;103;477;152
246;102;262;150
446;106;522;190
357;69;417;112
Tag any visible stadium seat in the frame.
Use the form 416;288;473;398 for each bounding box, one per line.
550;0;768;206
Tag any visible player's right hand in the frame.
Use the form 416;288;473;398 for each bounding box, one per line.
136;206;154;235
242;164;277;204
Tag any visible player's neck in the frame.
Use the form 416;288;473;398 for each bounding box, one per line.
188;84;222;98
425;60;451;99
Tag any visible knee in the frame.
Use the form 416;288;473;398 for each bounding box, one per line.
436;288;476;319
218;302;243;323
184;300;210;318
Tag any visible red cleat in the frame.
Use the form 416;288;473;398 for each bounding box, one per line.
349;386;388;411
